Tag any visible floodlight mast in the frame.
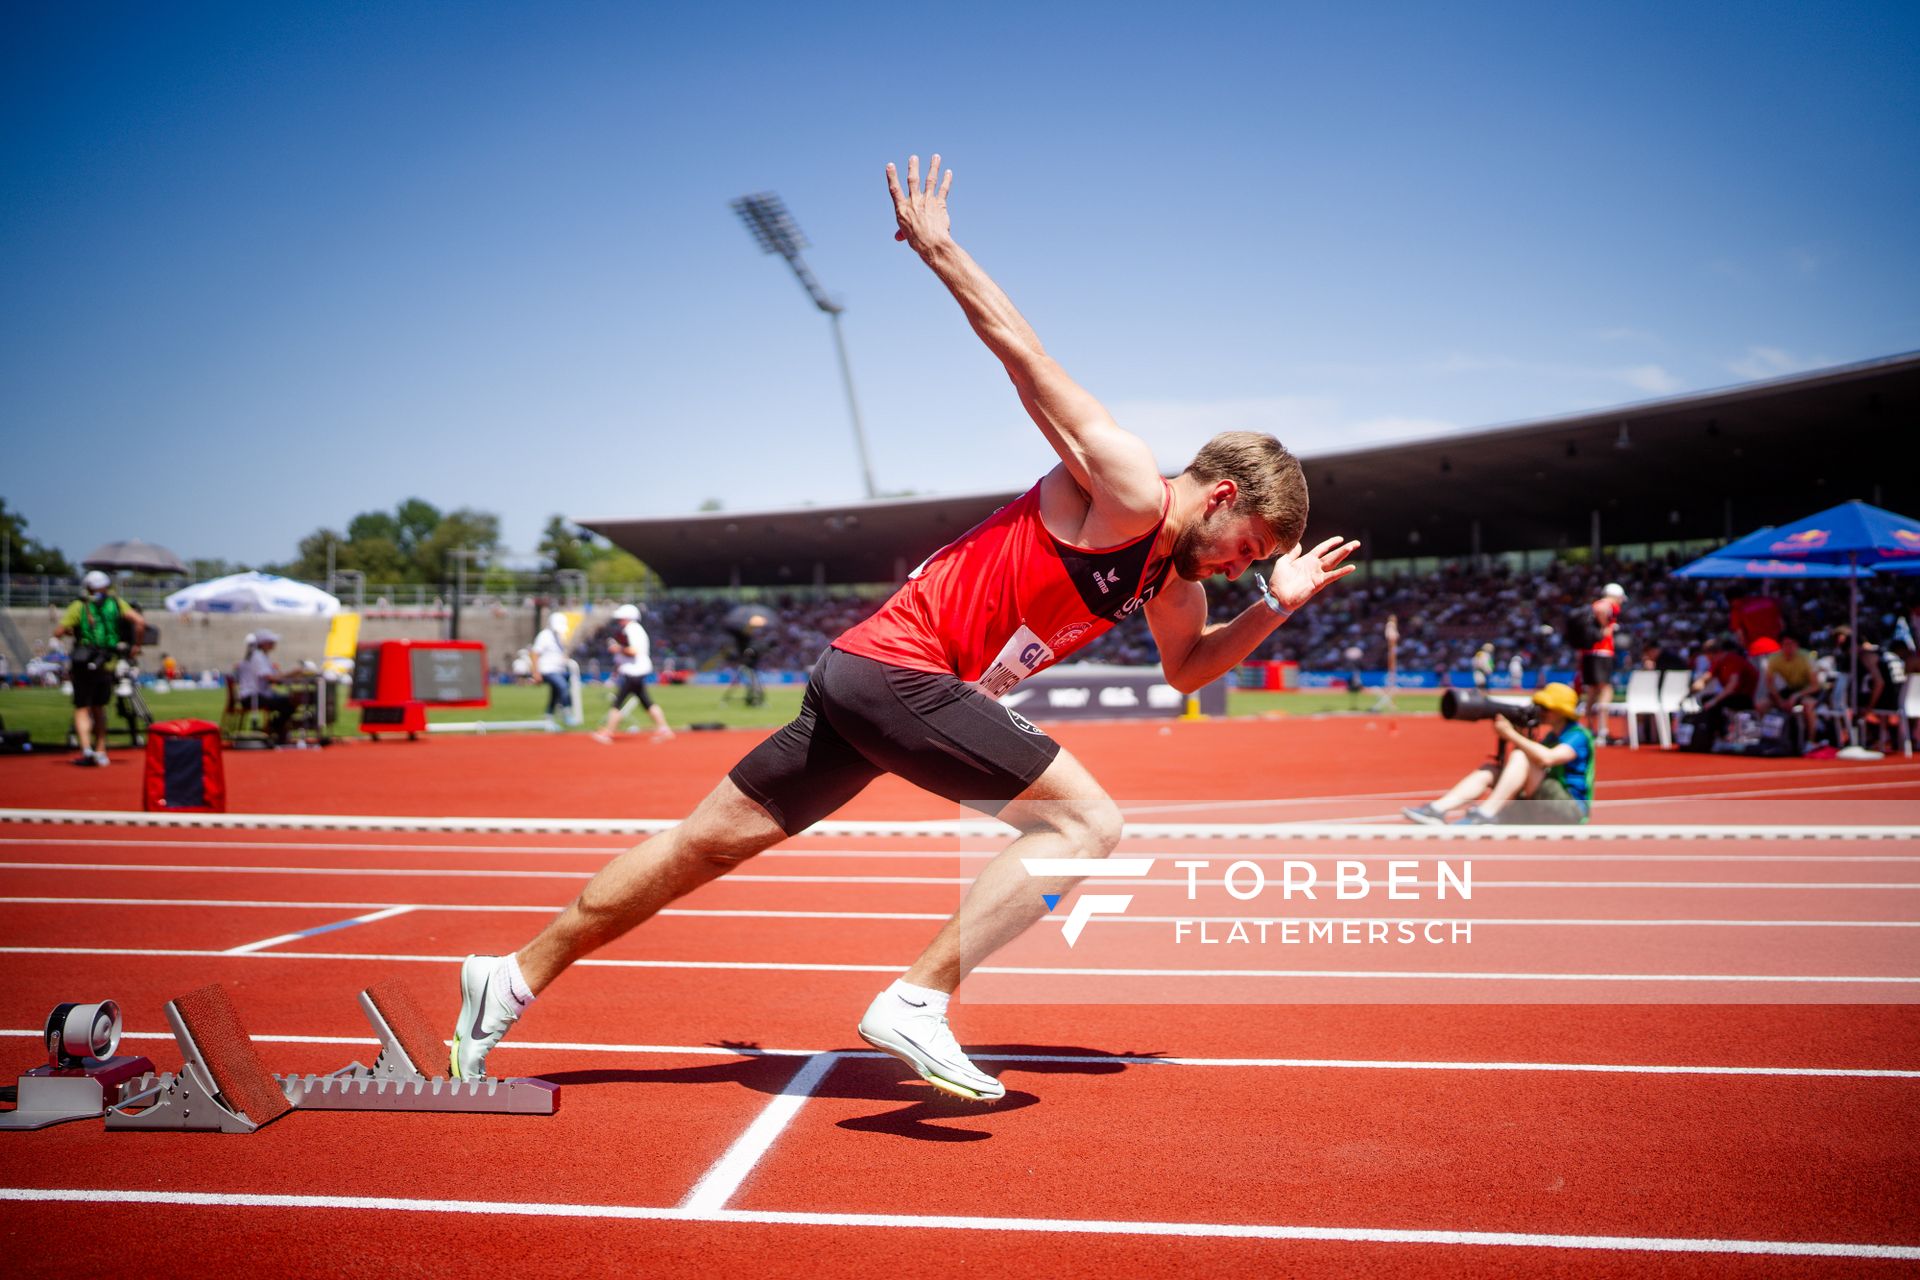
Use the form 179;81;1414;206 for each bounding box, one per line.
732;191;877;499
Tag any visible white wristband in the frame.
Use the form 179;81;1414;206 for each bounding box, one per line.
1253;573;1292;620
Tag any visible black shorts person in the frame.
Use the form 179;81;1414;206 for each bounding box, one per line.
69;655;113;710
1579;650;1614;690
729;646;1061;834
611;673;655;712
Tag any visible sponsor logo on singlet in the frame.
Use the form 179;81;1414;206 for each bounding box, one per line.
1047;620;1093;652
1091;567;1121;595
977;624;1054;698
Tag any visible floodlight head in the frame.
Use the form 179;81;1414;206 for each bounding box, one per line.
732;192;809;258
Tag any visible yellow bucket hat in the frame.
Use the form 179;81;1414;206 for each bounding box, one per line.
1531;682;1580;719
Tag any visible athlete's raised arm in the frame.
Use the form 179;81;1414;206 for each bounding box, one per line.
887;154;1162;527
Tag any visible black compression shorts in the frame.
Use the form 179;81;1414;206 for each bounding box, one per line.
1579;651;1614;690
611;673;654;711
729;646;1062;835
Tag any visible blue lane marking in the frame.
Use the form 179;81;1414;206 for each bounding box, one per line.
287;914;384;940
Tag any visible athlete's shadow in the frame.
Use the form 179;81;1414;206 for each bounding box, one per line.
539;1041;1161;1144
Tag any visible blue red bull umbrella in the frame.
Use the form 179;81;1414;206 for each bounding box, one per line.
1697;500;1920;570
1675;500;1920;754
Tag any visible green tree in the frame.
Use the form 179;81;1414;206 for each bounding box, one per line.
414;507;500;583
393;498;443;557
0;498;75;577
538;516;587;572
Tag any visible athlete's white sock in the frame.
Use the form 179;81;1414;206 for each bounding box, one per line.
502;953;536;1007
885;978;950;1016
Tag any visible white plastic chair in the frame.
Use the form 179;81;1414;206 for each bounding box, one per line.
1902;677;1920;757
1657;669;1691;741
1611;669;1668;748
1817;673;1856;748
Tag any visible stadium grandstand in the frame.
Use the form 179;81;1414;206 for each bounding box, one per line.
575;351;1919;680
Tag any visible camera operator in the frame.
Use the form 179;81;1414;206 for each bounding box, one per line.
54;570;146;767
1401;682;1594;826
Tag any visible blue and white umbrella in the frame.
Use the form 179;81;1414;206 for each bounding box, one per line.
164;571;341;616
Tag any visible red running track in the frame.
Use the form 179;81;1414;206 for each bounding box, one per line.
2;717;1918;1274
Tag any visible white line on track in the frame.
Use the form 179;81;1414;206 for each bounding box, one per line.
5;808;1915;839
3;896;1915;928
223;904;416;954
13;836;1920;864
681;1052;843;1212
1;1188;1914;1259
1117;759;1920;814
5;861;1916;889
3;1029;1913;1077
5;945;1916;983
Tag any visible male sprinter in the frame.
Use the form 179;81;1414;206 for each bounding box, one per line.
453;154;1359;1100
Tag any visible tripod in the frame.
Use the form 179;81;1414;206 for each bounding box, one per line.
719;648;765;707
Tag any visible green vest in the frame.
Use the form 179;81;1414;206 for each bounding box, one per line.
74;597;123;650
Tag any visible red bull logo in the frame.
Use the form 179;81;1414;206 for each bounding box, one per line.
1769;528;1830;553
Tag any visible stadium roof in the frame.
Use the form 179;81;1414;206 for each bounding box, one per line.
579;351;1920;587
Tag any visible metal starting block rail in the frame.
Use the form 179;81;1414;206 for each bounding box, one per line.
280;987;558;1116
0;982;559;1134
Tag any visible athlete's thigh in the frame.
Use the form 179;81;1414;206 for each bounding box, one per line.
728;660;882;835
817;647;1059;817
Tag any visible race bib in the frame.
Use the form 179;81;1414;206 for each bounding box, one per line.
976;624;1054;698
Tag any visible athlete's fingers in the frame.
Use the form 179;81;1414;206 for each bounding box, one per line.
939;168;953;200
925;153;941;198
895;229;907;241
1322;539;1360;567
907;154;920;198
1307;535;1345;559
886;162;907;212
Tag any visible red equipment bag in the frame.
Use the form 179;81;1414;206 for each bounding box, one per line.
143;719;226;812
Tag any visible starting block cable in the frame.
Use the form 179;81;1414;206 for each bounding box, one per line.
2;982;557;1133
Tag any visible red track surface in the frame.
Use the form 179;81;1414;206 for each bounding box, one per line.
2;715;1917;1275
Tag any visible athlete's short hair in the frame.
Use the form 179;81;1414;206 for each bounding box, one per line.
1182;432;1308;551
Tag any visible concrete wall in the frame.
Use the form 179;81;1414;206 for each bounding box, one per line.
5;605;543;677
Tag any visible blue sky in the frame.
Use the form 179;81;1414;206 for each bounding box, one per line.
3;1;1915;567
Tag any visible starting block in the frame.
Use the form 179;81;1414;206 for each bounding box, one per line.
96;980;556;1133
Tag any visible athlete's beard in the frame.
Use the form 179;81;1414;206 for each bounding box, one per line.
1170;515;1219;582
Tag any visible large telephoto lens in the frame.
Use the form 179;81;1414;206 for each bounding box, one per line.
1440;689;1538;726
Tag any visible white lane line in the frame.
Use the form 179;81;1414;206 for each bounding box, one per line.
14;839;1920;864
1119;759;1920;813
4;809;1915;839
3;897;1912;928
0;1189;1914;1259
680;1052;843;1213
10;836;1920;864
1598;779;1920;807
223;905;416;955
6;862;1917;889
4;945;1916;984
3;1029;1913;1077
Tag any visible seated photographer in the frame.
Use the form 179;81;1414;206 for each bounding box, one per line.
1402;682;1594;826
235;630;296;744
1690;634;1757;745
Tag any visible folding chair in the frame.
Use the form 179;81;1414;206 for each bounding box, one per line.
221;673;273;748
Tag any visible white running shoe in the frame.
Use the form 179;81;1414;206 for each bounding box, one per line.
451;954;526;1080
857;989;1004;1101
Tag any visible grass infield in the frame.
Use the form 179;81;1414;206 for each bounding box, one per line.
0;680;1441;747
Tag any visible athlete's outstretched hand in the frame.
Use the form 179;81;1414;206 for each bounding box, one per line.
1261;536;1361;613
886;153;954;255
